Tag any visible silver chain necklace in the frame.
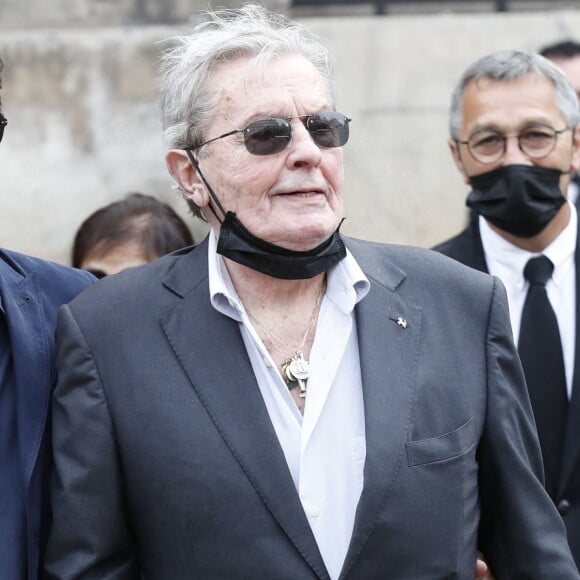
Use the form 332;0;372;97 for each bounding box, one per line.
247;283;325;398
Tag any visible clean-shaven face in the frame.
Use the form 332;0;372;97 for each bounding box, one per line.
452;73;579;194
190;53;345;252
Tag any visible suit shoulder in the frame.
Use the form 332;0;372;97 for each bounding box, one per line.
346;236;491;286
402;244;493;288
0;248;94;299
67;245;202;315
432;231;465;255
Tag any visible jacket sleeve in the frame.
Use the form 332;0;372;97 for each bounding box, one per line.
44;304;140;580
478;277;579;578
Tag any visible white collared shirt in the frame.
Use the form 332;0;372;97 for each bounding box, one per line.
479;206;577;398
568;179;579;206
207;232;370;580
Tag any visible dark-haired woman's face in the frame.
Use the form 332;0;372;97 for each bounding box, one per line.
80;241;154;277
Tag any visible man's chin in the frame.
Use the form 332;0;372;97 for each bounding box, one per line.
271;229;337;252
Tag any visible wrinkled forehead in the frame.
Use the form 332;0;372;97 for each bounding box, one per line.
460;74;563;128
205;54;333;118
465;72;557;96
206;53;331;96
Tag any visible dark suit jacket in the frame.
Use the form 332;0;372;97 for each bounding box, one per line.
434;217;580;569
45;237;579;579
0;249;93;580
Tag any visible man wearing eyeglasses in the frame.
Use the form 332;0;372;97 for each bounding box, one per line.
46;10;579;580
0;56;93;580
435;49;580;571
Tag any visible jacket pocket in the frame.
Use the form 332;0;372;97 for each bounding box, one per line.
406;417;475;467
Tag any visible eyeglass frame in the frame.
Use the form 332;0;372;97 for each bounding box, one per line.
188;112;351;156
455;124;571;165
0;114;7;143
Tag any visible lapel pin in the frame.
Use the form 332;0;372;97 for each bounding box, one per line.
389;315;408;329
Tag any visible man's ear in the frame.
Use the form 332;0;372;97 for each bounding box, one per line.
570;125;580;173
165;149;209;208
449;138;471;185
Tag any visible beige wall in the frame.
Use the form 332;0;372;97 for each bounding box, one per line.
0;0;288;28
1;8;580;263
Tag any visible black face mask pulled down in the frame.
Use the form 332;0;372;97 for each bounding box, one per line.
218;212;346;280
467;164;567;238
185;149;346;280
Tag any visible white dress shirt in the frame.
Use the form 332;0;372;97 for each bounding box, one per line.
206;232;370;580
568;178;579;206
479;206;577;398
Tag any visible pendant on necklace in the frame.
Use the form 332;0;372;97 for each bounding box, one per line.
282;352;309;398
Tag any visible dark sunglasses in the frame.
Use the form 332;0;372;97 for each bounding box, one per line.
191;112;351;156
0;114;7;143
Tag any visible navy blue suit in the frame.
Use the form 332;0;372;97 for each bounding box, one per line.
0;249;93;580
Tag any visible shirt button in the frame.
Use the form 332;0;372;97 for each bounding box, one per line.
558;499;571;516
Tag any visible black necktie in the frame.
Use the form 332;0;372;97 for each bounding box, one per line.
518;255;568;500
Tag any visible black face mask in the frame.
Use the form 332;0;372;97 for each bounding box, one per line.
467;164;567;237
218;212;346;280
185;149;346;280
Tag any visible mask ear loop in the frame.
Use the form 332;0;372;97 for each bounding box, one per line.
185;148;227;224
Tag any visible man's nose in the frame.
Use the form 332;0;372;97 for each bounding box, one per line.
287;119;322;167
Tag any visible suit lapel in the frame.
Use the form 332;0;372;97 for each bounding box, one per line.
340;250;422;578
160;245;329;580
558;225;580;495
0;264;52;489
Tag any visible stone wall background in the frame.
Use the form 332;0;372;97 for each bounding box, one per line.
1;2;579;263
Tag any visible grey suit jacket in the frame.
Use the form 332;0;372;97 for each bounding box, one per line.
45;237;579;579
434;217;580;570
